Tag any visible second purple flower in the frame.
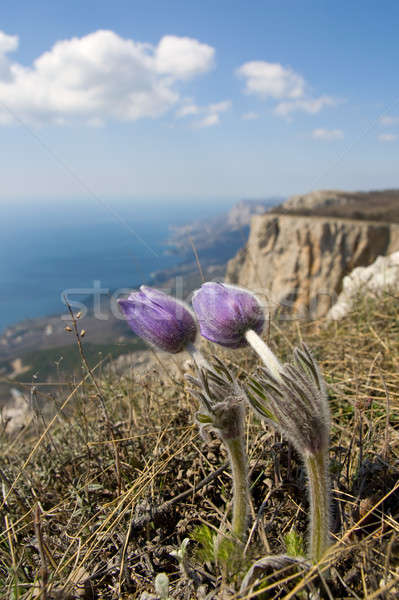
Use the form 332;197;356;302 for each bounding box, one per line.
192;282;264;349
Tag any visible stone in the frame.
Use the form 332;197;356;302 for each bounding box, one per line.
1;389;33;434
328;251;399;320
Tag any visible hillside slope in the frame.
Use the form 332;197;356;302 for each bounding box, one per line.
1;292;398;598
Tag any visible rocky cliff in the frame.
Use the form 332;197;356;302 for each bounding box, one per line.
226;214;399;319
278;189;356;212
274;188;399;222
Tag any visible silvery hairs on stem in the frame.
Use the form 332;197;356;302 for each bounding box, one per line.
246;343;332;564
247;344;330;457
185;356;250;543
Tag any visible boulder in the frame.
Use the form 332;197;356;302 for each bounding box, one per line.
328;251;399;320
1;389;33;434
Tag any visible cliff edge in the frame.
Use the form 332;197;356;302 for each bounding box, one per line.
226;213;399;319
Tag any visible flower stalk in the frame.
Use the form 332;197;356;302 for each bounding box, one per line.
245;329;283;383
186;359;250;544
186;342;211;371
305;450;331;563
224;435;249;540
246;344;332;563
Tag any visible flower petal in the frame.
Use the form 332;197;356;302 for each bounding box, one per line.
192;282;264;348
118;287;197;353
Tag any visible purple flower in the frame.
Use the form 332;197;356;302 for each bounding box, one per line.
118;286;197;353
192;282;264;349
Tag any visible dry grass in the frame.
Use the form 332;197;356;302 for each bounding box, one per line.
1;292;399;599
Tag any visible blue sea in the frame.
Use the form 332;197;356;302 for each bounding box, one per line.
0;197;236;333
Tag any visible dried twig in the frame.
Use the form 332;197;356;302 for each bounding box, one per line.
64;296;122;496
34;504;48;600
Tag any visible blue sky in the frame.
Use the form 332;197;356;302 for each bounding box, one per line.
1;0;399;201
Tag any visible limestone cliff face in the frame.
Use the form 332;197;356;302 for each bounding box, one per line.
225;214;399;319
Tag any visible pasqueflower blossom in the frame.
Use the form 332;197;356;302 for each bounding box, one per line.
192;282;282;381
192;282;264;349
118;286;197;353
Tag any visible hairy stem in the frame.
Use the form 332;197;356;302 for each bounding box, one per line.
224;435;249;542
305;450;331;563
186;342;211;370
245;330;283;383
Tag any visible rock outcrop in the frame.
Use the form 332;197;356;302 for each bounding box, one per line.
279;189;355;212
274;188;399;222
226;214;399;319
328;251;399;320
1;389;33;434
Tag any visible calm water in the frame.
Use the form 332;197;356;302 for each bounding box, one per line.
0;197;235;333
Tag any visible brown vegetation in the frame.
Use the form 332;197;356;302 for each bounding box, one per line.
0;291;398;598
273;189;399;223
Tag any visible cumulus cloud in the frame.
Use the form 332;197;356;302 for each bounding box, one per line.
237;61;305;99
0;31;18;81
379;115;399;127
236;60;338;118
177;98;231;127
0;30;215;126
312;128;344;140
155;35;215;79
379;133;397;142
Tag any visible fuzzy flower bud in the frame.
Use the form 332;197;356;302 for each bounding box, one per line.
192;282;264;349
246;344;332;563
186;357;250;542
247;344;330;457
186;357;246;440
118;286;197;354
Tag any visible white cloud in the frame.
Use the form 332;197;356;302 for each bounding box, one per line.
237;61;305;99
208;100;232;113
0;31;18;53
379;133;397;142
196;113;220;128
312;128;344;140
0;31;18;81
236;60;338;118
379;115;399;127
177;98;231;128
176;103;201;118
155;35;214;79
242;112;259;120
0;30;215;126
276;96;338;116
